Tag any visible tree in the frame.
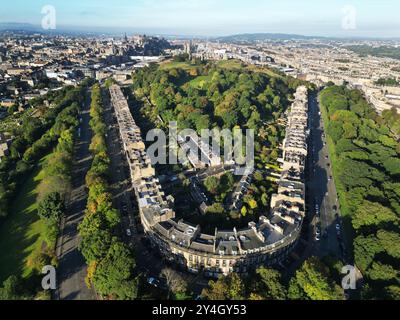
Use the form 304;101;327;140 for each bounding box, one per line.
79;230;112;263
248;199;258;210
254;268;287;300
92;241;138;300
161;268;188;299
335;139;358;154
247;110;261;130
201;273;246;300
367;262;398;282
22;118;44;144
204;176;219;195
377;230;400;259
383;157;400;176
254;171;263;182
201;278;229;300
384;285;400;300
354;235;383;273
207;203;225;215
37;192;64;223
0;275;25;300
288;257;345;300
220;172;235;194
327;121;344;143
352;201;398;231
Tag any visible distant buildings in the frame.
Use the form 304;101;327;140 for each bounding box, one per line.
188;38;400;112
0;32;170;107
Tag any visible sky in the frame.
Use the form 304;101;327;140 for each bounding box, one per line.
0;0;399;37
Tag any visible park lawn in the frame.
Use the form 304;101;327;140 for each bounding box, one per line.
217;59;283;79
159;60;196;71
0;158;47;282
216;59;246;71
188;75;211;90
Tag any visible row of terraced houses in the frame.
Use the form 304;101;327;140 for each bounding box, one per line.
109;84;309;278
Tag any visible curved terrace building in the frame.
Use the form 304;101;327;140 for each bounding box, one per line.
109;85;309;277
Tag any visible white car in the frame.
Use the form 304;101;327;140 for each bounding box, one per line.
126;229;132;237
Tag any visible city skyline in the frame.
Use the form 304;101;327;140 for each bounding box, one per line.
1;0;400;37
1;2;400;303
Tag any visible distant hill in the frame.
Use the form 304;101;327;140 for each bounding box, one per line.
215;33;326;43
0;23;42;32
345;45;400;61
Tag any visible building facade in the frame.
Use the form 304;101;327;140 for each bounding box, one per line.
109;85;309;277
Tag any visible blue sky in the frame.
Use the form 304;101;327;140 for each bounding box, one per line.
0;0;399;37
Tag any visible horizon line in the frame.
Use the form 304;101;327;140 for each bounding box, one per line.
1;22;400;40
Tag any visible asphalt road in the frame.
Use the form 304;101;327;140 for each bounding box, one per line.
102;88;138;239
307;92;347;261
55;91;96;300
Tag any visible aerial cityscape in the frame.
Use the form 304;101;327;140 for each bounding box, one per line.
0;0;399;306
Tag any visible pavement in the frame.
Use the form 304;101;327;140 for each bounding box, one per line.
55;91;96;300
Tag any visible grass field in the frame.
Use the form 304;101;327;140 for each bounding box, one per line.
0;158;47;282
159;61;197;71
216;59;245;70
188;75;211;89
217;59;283;79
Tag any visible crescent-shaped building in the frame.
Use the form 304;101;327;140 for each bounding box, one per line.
109;84;309;278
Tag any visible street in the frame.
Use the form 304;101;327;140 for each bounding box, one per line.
307;92;347;261
56;91;96;300
102;88;166;277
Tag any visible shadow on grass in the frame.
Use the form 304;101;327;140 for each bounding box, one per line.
0;162;46;282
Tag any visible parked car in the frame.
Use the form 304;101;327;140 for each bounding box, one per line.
147;277;161;288
147;277;167;290
315;226;321;241
126;229;132;237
